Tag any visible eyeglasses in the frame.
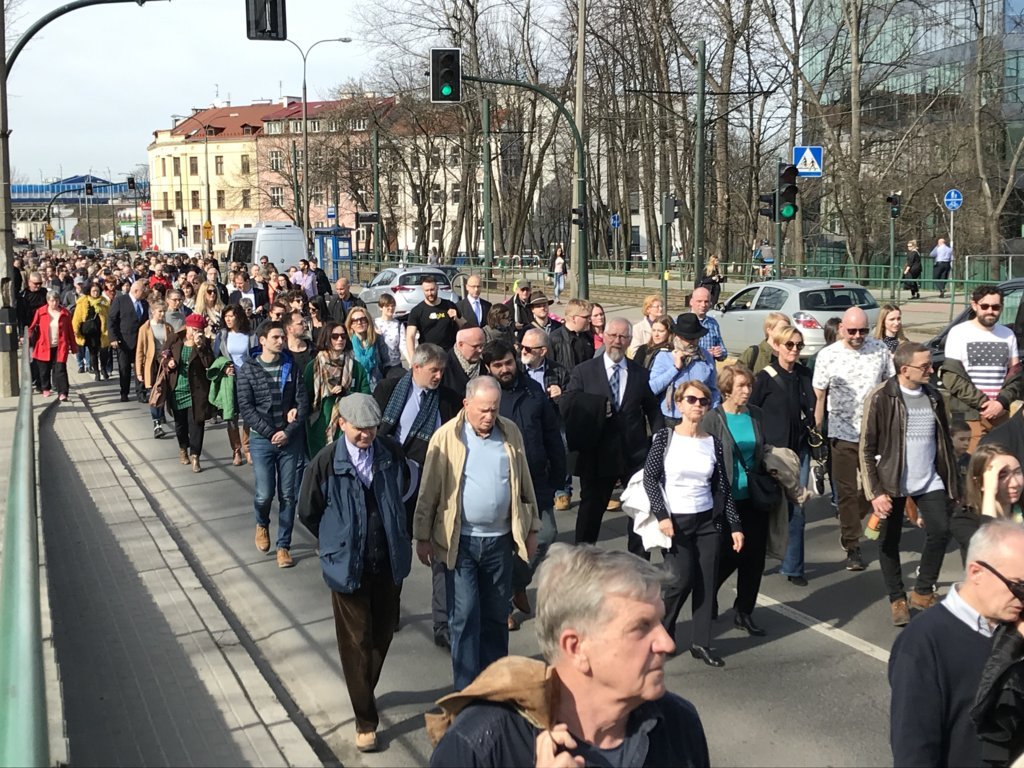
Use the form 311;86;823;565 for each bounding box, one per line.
846;327;869;336
605;333;629;340
976;561;1024;602
905;362;934;373
351;317;368;324
783;341;805;351
330;332;346;340
680;395;710;406
521;345;547;353
977;302;1002;311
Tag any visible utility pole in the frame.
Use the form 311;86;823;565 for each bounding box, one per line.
372;128;381;270
0;5;18;396
692;40;706;280
569;0;587;297
481;96;494;278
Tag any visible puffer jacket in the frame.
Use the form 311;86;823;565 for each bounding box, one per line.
298;435;413;592
236;349;309;442
859;376;958;501
498;372;567;511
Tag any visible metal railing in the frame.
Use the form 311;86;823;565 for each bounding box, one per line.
0;335;48;767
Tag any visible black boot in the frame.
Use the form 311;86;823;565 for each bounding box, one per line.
734;611;766;636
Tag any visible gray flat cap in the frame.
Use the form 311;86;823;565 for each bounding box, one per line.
338;393;382;428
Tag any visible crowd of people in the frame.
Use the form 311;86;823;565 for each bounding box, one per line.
13;246;1024;765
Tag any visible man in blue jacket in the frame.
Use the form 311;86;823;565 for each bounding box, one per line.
298;393;414;754
237;320;309;569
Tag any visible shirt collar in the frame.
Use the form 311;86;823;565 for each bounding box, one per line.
604;353;623;372
941;583;995;637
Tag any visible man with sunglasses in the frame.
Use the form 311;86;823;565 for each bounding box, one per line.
813;306;894;571
942;284;1021;451
860;342;958;625
889;519;1024;767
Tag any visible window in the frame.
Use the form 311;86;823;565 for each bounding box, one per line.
449;146;461;165
308;119;321;133
192;225;201;245
174;191;182;209
240;155;251;175
215;156;224;175
629;191;640;215
295;150;303;172
430;146;441;165
173;157;181;177
290;120;303;134
352;147;368;170
266;121;283;135
241;189;251;209
216;190;225;209
432;184;443;205
191;190;200;209
389;182;400;205
189;156;199;176
476;182;483;204
754;287;787;311
727;286;760;311
349;118;368;131
242;125;254;136
451;183;461;205
327;120;339;132
431;221;443;242
270;187;284;207
411;184;422;205
269;149;282;172
310;188;324;206
160;157;166;177
217;224;227;244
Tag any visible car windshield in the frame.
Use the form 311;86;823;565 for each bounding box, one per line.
399;273;451;289
799;287;878;312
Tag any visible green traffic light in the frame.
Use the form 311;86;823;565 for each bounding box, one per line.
441;84;453;97
780;203;796;219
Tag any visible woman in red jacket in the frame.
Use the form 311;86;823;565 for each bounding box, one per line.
29;289;78;401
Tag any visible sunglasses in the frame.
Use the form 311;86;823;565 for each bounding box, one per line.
846;327;869;336
351;317;368;324
977;303;1002;311
977;561;1024;602
330;332;346;340
521;345;547;353
206;289;216;294
680;395;710;407
783;341;805;351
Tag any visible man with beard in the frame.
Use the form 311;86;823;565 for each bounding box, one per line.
942;285;1021;451
813;306;894;572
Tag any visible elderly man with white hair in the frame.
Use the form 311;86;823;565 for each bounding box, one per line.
414;376;540;690
442;326;485;394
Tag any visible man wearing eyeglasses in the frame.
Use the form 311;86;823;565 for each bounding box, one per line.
19;271;49;392
942;284;1021;451
813;306;894;571
860;342;958;626
889;519;1024;767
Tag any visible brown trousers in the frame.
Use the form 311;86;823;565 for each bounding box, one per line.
331;575;402;733
831;438;871;551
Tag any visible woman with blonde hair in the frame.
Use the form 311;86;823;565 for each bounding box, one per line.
874;303;907;354
696;254;725;305
737;311;791;375
135;299;177;440
346;305;389;389
194;281;225;336
629;294;665;355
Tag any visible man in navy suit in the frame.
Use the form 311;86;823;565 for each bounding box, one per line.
455;274;491;329
107;279;150;402
561;317;664;553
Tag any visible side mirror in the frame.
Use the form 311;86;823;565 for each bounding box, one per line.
715;302;726;312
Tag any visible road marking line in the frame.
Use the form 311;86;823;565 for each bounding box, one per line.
756;593;891;663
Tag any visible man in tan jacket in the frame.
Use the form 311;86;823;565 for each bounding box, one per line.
414;375;540;690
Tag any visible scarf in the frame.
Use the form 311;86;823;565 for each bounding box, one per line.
662;346;705;411
381;370;441;446
453;346;479;379
310;350;354;445
351;335;379;382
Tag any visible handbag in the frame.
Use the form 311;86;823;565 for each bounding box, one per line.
719;411;782;509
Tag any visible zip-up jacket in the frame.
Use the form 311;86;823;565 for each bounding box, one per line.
498;372;567;511
859;376;958;501
236;349;309;442
940;358;1022;415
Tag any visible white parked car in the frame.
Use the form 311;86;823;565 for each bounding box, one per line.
359;267;459;320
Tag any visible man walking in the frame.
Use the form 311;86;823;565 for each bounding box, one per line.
521;328;572;512
455;275;491;329
406;276;463;360
298;394;414;753
108;279;150;402
327;277;366;324
290;258;318;299
813;306;894;571
689;287;728;361
237;320;309;569
414;376;540;690
930;237;953;298
548;298;594;371
482;340;566;629
441;327;484;394
505;280;532;332
942;284;1021;450
860;342;957;626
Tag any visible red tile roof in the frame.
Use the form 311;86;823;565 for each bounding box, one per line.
168;104;274;141
261;97;395;121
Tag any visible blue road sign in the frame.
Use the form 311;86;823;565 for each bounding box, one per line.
793;146;823;177
327;205;337;219
611;213;621;229
944;189;963;211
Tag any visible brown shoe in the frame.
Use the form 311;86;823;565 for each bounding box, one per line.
554;495;570;511
179;449;190;465
276;548;294;568
909;591;939;611
232;449;244;466
255;525;270;553
191;456;201;473
606;499;622;511
891;598;910;627
512;589;531;615
355;730;378;753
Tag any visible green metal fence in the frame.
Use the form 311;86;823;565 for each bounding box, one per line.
0;337;49;767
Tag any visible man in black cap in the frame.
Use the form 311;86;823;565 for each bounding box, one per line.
648;313;721;424
505;280;532;332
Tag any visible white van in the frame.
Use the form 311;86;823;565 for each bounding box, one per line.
226;222;307;272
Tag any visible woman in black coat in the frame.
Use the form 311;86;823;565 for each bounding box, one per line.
903;240;922;299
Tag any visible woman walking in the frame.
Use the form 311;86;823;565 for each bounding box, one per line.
214;305;258;465
347;306;389;389
951;444;1024;560
194;281;225;337
696;254;726;305
72;281;110;382
632;315;673;370
590;302;606;352
29;289;77;401
643;380;743;668
874;303;907;354
902;241;922;299
135;299;177;439
550;245;567;303
168;314;214;472
304;321;370;458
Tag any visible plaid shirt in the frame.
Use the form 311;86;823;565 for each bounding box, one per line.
697;315;728;360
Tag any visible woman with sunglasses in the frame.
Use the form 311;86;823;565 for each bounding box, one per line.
750;324;817;586
874;303;907;355
303;321;370;458
643;379;743;668
701;364;772;636
194;280;225;337
346;306;389;389
951;444;1024;561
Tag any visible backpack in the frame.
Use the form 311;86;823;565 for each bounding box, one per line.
80;302;100;340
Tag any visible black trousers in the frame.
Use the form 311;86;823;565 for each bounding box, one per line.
717;499;768;615
37;349;69;396
117;344;141;399
171;405;205;456
331;576;401;733
662;510;720;648
576;466;646;557
878;489;951;601
933;261;951;293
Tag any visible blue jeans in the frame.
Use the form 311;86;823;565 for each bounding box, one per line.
554;272;565;300
781;449;811;578
445;533;513;690
512;509;558;593
250;432;302;550
76;347;91;370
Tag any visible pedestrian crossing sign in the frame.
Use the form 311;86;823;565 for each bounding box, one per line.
793;146;824;177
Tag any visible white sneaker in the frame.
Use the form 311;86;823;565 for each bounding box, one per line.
153;421;165;439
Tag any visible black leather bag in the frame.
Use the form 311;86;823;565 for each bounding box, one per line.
745;466;782;509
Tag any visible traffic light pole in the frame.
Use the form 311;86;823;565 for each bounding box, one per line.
889;216;896;300
661;193;672;309
692;40;706;280
464;73;589;299
481;97;494;277
775;184;782;276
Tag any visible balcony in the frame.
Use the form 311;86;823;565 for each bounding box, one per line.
152;209;174;220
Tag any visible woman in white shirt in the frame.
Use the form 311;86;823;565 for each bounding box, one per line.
643;379;744;668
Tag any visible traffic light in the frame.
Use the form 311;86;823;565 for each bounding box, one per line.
886;193;902;219
246;0;287;41
430;48;462;103
778;164;799;222
662;195;679;223
85;182;93;196
178;226;186;241
127;176;136;191
571;205;585;229
758;192;776;221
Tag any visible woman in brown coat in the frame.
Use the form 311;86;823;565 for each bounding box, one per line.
135;299;179;439
167;313;215;472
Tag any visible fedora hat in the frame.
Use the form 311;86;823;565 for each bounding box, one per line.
672;313;708;340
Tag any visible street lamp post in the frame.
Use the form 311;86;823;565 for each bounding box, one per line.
172;113;213;255
284;37;352;254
